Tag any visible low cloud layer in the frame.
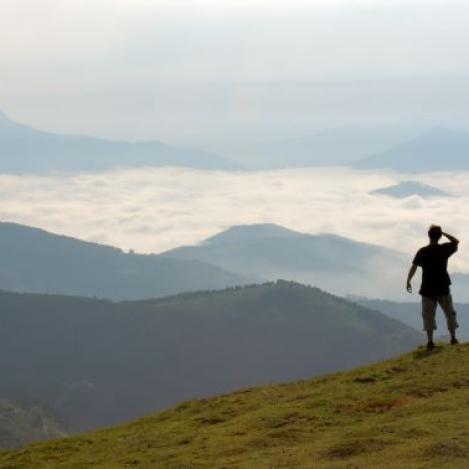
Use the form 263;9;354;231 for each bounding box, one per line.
0;167;468;272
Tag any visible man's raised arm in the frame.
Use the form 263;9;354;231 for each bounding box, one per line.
443;231;459;245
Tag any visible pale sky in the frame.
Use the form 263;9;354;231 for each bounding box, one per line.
1;0;469;143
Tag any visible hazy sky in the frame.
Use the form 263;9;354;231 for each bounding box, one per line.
1;0;469;143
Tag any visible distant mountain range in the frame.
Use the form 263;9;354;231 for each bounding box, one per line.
163;223;409;299
0;222;253;300
216;126;417;169
353;127;469;172
0;282;421;433
0;110;238;172
2;111;468;173
370;181;450;198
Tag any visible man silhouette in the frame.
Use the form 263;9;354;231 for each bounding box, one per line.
406;225;459;351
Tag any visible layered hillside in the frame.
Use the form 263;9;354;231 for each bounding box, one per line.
163;223;408;299
0;221;252;300
0;219;414;302
0;282;420;433
2;344;468;468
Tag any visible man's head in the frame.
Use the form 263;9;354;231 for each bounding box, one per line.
428;224;443;243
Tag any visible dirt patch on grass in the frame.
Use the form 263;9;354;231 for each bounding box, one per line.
353;375;378;384
269;412;302;429
196;416;226;425
362;397;413;413
325;437;388;459
336;396;414;414
407;385;449;399
423;440;468;458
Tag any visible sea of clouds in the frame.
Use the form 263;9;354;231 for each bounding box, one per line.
0;166;468;272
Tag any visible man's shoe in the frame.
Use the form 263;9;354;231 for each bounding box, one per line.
427;341;435;351
450;337;459;345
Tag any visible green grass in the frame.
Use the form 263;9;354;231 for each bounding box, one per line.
3;343;469;468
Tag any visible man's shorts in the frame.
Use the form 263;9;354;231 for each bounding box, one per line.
421;294;459;332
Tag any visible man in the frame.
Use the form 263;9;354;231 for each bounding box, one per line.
406;225;459;351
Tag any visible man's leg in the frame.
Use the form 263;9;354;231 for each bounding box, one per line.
438;294;459;344
422;296;437;350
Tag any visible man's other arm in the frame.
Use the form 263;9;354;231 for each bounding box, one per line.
406;264;418;294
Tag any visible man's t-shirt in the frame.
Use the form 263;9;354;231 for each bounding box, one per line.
412;242;458;296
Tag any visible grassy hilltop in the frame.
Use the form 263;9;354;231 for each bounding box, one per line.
2;344;469;468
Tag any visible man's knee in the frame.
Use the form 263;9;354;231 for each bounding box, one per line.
439;295;459;330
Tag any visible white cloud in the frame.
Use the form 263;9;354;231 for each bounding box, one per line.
0;167;468;273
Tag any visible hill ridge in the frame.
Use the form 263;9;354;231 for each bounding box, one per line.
0;282;420;435
0;221;252;300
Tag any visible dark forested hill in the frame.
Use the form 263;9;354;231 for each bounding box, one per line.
0;222;252;300
162;223;408;299
0;110;238;172
0;282;421;433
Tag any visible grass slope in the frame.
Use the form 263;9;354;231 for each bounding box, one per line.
2;344;469;468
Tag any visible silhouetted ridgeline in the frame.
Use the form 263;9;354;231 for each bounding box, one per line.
0;221;405;300
0;282;421;434
0;221;253;300
2;221;467;301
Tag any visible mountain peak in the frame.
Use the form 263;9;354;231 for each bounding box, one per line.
371;181;450;199
203;223;302;245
